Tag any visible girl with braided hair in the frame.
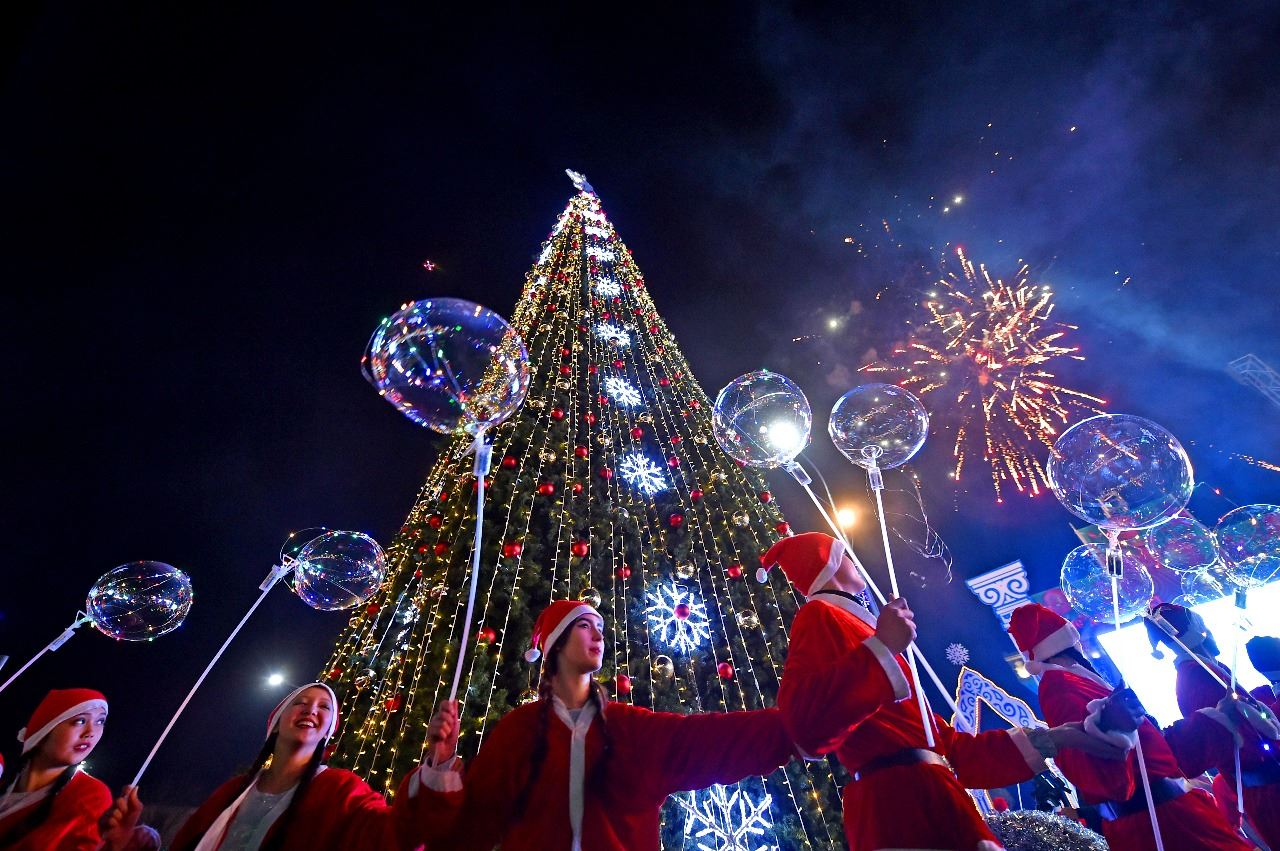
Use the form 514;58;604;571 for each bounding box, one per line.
423;599;798;851
166;682;456;851
0;688;141;850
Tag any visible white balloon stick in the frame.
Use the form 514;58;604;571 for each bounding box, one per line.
0;613;92;695
450;429;493;703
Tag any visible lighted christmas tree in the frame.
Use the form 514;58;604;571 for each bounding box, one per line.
322;172;847;849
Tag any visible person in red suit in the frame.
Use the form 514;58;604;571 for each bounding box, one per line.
0;688;141;850
166;682;455;851
769;532;1122;851
422;598;799;851
1146;603;1280;847
1246;635;1280;710
1008;602;1252;851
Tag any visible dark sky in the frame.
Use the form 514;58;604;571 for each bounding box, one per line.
4;1;1279;805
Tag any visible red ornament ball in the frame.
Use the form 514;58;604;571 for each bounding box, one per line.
502;541;524;559
550;408;565;421
615;673;633;695
992;798;1010;812
630;427;644;440
427;515;443;528
658;377;670;387
434;542;449;556
674;603;691;620
559;365;572;376
571;540;591;558
545;303;557;312
537;482;556;496
717;662;735;680
384;695;403;712
598;395;609;406
587;364;598;375
776;521;792;536
616;564;632;579
600;467;614;479
600;311;611;320
612;359;624;369
571;482;584;495
500;455;518;470
477;626;497;644
667;456;680;468
669;513;684;527
416;544;429;554
759;491;773;504
560;347;571;357
688;399;699;409
689;488;703;502
670;436;682;445
366;603;380;615
726;563;743;579
413;569;423;579
583;413;597;424
575;445;590;458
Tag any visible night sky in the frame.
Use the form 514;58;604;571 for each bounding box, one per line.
5;2;1279;806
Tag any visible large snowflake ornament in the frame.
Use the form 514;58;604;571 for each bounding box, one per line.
679;784;777;851
586;246;616;261
594;322;631;347
603;374;642;407
594;276;621;297
585;225;610;238
645;582;710;653
945;642;970;666
618;453;668;495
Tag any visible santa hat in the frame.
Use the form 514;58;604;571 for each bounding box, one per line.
1246;635;1280;681
17;688;108;755
267;682;339;741
1145;602;1210;659
524;600;602;663
1008;603;1081;675
756;532;850;596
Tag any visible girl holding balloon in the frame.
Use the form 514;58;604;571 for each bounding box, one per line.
154;682;459;851
0;688;143;850
421;599;799;851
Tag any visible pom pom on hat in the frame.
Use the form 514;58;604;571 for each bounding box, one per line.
525;600;602;665
17;688;108;755
755;566;769;583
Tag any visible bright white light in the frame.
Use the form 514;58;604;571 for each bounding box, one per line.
766;421;804;455
618;453;668;495
594;323;630;347
586;246;616;261
1096;581;1278;727
836;508;856;528
267;672;285;687
585;225;610;238
680;784;776;851
827;317;842;330
953;195;964;204
594;277;622;297
604;375;642;407
646;582;710;654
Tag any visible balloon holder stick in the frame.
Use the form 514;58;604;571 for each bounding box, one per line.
449;428;493;704
0;612;92;695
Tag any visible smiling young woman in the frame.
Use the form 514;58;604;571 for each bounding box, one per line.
0;688;136;850
163;682;456;851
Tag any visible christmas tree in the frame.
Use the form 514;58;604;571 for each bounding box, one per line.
323;172;847;849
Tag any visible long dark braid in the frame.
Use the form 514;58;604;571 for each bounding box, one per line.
510;620;612;820
171;733;281;851
0;752;77;847
260;736;326;851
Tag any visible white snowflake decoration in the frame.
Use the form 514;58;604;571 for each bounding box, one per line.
679;784;776;851
645;582;710;653
594;322;630;347
618;453;668;495
538;242;555;265
946;642;970;666
586;246;616;261
604;374;642;407
594;276;621;297
585;225;610;238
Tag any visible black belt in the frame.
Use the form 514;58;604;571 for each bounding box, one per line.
1099;777;1184;821
852;748;947;782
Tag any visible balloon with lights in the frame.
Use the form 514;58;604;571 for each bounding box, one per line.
0;561;193;695
363;297;530;704
131;528;386;787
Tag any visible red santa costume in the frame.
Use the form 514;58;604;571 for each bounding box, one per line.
171;682;454;851
1008;603;1251;851
0;688;114;851
428;599;798;851
1147;603;1280;847
770;533;1049;851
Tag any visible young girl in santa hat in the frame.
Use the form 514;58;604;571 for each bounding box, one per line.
423;598;798;851
0;687;142;850
164;681;457;851
769;532;1124;851
1008;602;1252;851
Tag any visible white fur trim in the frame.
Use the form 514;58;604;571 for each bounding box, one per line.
1083;698;1138;750
540;604;600;662
1196;707;1243;747
808;590;877;629
1006;727;1048;774
1027;622;1080;665
795;742;824;762
268;682;338;740
863;636;912;702
551;696;597;851
805;538;846;596
18;699;108;755
408;758;463;796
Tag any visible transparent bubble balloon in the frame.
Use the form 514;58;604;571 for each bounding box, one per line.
1059;544;1154;624
1046;414;1193;532
1177;563;1233;606
291;531;387;611
363;298;530;436
1215;504;1280;589
86;561;194;641
829;383;929;470
711;370;811;468
1140;515;1218;574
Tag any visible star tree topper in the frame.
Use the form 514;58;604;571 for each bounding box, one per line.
565;168;595;194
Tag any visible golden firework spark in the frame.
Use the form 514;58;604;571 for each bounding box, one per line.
865;248;1105;502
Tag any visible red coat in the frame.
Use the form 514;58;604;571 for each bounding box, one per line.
1038;667;1251;851
171;766;452;851
778;593;1044;851
0;769;112;851
1169;657;1280;847
437;699;795;850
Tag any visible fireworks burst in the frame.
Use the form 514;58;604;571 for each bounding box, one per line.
865;248;1105;502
